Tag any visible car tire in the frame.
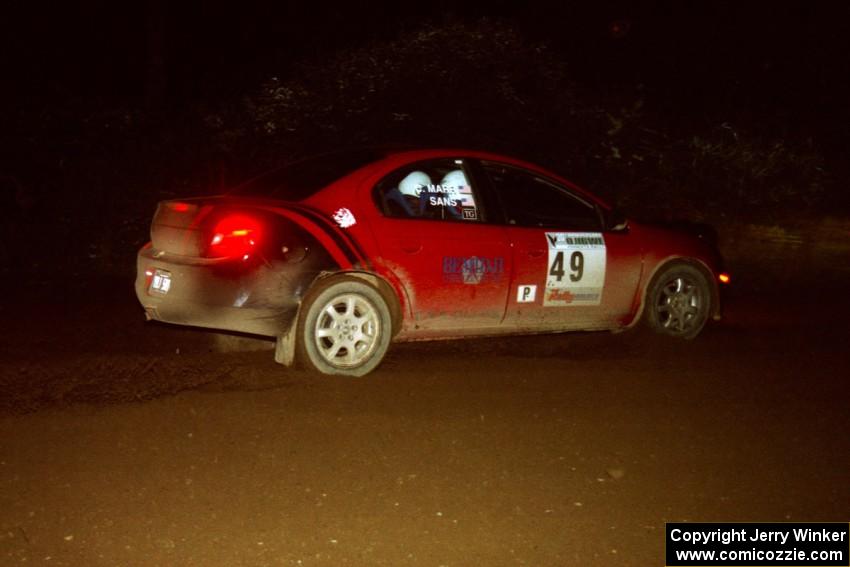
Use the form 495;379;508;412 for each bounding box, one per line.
644;263;711;340
297;277;392;376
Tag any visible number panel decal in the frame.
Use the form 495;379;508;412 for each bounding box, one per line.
544;232;606;306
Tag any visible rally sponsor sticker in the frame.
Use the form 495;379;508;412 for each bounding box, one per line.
544;233;606;306
517;284;537;303
332;207;356;228
442;256;504;285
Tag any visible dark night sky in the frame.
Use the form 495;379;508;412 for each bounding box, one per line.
3;1;849;149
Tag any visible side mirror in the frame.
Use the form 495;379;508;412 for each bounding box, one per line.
607;208;629;232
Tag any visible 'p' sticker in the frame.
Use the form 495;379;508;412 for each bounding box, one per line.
544;232;606;306
517;285;537;303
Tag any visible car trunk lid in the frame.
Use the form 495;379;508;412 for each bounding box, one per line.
150;199;214;257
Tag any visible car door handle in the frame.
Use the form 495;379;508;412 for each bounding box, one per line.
527;249;545;259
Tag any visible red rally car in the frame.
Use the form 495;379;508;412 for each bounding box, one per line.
136;148;727;376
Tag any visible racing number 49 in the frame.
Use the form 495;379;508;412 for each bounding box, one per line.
549;251;584;282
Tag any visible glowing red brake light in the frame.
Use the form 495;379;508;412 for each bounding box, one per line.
207;214;261;259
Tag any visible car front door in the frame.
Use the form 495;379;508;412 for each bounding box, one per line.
369;158;511;336
479;161;642;331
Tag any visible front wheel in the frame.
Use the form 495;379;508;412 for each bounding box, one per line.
644;263;711;340
298;278;392;376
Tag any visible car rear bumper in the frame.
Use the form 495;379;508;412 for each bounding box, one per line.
135;247;299;337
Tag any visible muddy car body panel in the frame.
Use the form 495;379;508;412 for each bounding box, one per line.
137;198;342;336
136;148;725;375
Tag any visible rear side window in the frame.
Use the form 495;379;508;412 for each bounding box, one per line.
231;149;385;201
374;158;484;222
481;161;601;230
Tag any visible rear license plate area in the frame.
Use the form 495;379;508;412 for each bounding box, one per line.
150;269;172;294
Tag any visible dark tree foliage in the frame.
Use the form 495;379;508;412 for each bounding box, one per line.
589;108;829;222
227;19;601;170
0;18;833;278
232;18;829;221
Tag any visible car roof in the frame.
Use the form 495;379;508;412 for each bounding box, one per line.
233;146;608;210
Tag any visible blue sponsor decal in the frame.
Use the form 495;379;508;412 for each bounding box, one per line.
442;256;504;285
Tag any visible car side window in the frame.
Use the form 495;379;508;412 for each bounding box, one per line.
481;162;601;230
374;159;484;222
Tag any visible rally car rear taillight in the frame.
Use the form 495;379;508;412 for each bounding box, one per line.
206;214;262;260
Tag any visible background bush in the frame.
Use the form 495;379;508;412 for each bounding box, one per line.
0;18;834;279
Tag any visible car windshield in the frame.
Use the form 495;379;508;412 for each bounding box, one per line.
230;149;386;201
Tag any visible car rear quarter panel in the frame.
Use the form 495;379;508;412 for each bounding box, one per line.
302;160;419;323
137;201;345;337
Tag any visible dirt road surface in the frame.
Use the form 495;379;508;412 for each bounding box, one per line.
1;265;848;566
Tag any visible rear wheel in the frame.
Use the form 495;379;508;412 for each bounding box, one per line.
644;264;711;340
298;278;392;376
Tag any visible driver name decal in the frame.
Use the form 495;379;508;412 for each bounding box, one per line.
544;232;606;306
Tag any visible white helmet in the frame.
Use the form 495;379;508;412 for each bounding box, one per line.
399;171;431;197
440;169;468;192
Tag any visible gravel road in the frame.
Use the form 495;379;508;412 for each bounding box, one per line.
0;260;848;565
